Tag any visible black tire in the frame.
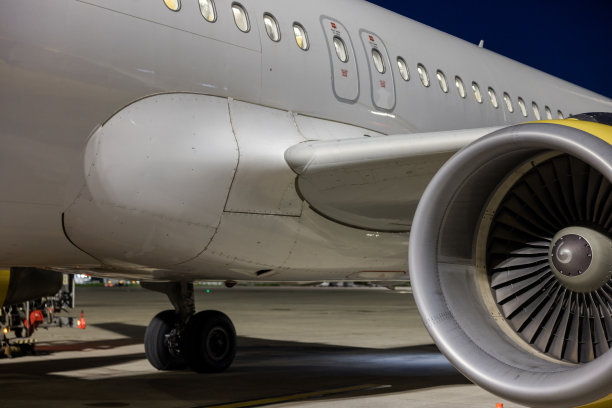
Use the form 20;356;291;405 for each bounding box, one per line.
144;310;185;370
183;310;236;373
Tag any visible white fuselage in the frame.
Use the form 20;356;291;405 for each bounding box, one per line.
1;0;611;281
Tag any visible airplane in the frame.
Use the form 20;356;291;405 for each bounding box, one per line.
0;0;611;407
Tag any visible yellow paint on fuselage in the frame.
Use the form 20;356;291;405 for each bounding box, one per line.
535;119;612;145
576;393;612;408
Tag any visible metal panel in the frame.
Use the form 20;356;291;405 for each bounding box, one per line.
81;0;261;52
294;114;384;141
279;207;408;278
191;211;301;278
181;207;408;281
285;126;501;231
63;94;238;268
320;16;359;103
224;100;304;216
360;30;396;111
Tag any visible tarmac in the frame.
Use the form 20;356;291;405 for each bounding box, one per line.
0;285;526;408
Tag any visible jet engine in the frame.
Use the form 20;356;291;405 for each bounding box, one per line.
1;268;63;307
409;118;612;407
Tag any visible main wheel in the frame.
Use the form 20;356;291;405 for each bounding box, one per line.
144;310;185;370
182;310;236;373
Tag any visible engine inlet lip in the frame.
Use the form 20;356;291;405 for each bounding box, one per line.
409;122;612;407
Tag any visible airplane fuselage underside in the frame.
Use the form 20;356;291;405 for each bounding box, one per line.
62;93;409;281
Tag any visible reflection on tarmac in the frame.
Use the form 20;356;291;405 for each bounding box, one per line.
0;287;523;407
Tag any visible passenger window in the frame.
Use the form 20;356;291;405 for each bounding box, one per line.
417;64;430;87
293;23;309;50
557;109;564;119
333;36;348;62
163;0;180;11
545;106;552;119
198;0;216;22
488;87;498;108
371;48;385;73
532;102;541;120
455;76;466;98
437;70;448;93
503;92;513;112
397;57;409;81
263;13;280;42
518;97;527;117
472;82;482;103
232;3;250;32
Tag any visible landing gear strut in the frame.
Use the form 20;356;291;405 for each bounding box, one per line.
141;282;236;373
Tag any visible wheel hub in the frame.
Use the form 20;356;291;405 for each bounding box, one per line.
206;327;230;361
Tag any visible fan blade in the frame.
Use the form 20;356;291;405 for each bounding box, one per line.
490;264;548;288
501;196;557;236
579;294;594;362
533;287;567;351
499;275;553;317
569;157;589;221
511;183;564;230
588;294;610;357
510;283;555;332
522;284;563;343
551;156;579;222
563;296;580;363
548;292;572;360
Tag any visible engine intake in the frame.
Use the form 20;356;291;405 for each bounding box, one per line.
409;120;612;407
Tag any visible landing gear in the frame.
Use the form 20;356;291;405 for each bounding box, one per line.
141;282;237;373
144;310;185;370
183;310;236;373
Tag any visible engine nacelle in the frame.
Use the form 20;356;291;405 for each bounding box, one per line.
0;268;63;307
409;119;612;407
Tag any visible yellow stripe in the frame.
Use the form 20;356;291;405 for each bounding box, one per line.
0;269;10;307
576;394;612;408
200;384;381;408
534;119;612;145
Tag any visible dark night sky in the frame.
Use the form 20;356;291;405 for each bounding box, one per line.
367;0;612;99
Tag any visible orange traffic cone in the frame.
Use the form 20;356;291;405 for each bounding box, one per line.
77;311;86;329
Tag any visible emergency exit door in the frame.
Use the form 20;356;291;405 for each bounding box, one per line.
320;16;359;103
360;30;396;111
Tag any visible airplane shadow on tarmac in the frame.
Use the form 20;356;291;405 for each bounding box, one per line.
1;322;471;407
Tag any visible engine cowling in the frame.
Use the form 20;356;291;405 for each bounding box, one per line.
0;268;63;307
409;119;612;407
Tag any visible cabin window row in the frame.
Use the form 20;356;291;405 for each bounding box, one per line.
163;0;309;50
395;58;566;120
164;1;567;120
